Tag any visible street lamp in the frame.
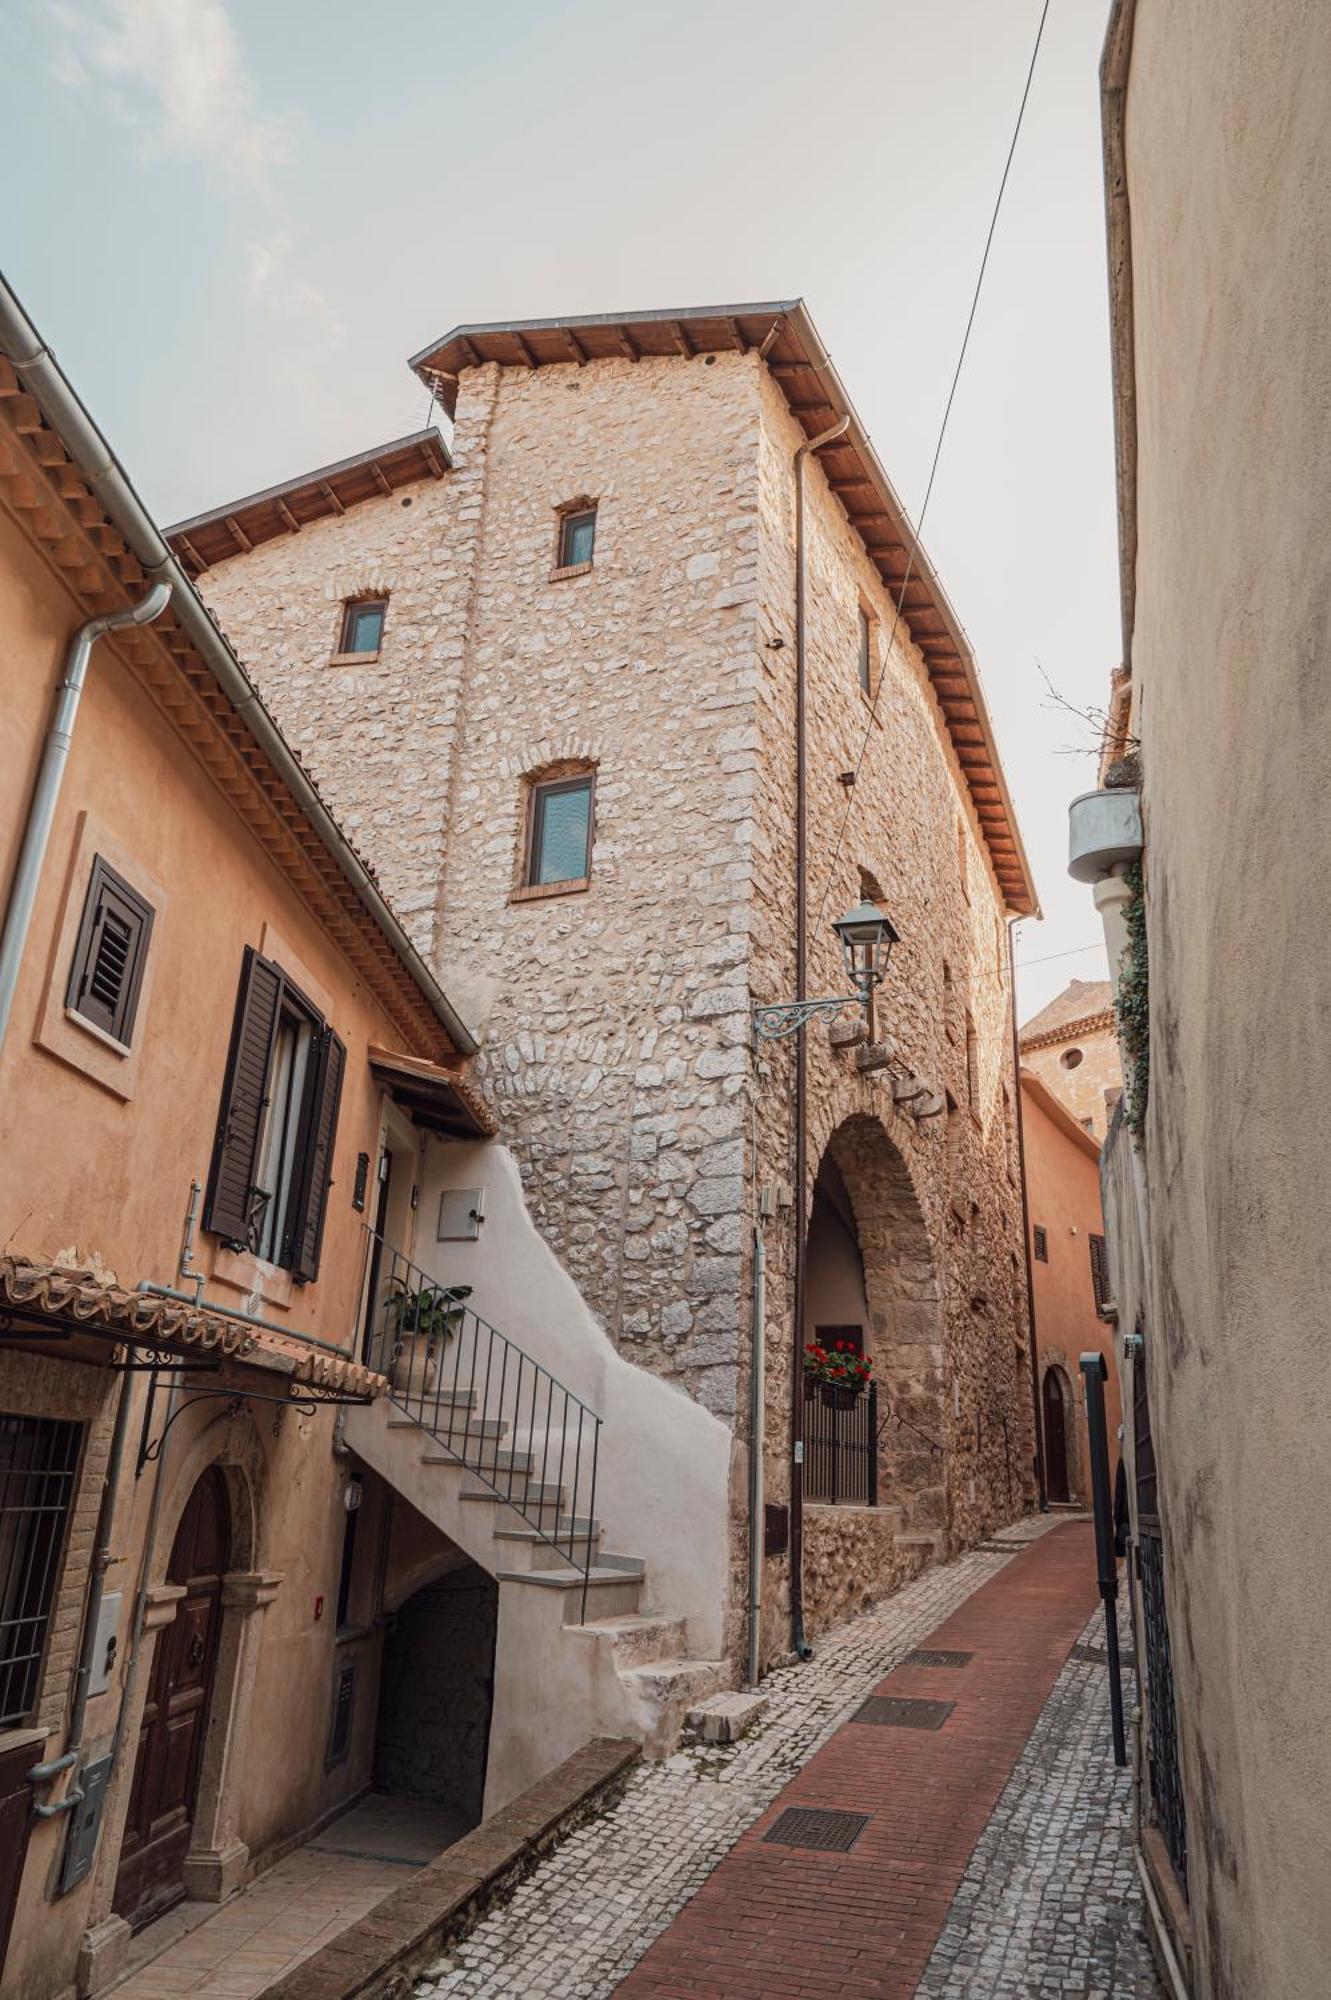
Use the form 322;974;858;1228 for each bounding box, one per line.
752;901;899;1041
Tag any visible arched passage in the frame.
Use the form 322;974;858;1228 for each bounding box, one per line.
805;1113;946;1529
1042;1364;1073;1503
372;1557;497;1836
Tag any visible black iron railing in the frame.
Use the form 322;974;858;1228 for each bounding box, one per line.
804;1379;878;1506
359;1228;601;1613
1137;1526;1188;1896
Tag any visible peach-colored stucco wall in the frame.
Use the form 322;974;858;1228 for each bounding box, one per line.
1020;1074;1119;1502
0;502;453;2000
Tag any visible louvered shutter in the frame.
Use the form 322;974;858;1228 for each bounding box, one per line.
67;858;155;1045
1089;1233;1111;1311
204;949;283;1246
289;1026;345;1283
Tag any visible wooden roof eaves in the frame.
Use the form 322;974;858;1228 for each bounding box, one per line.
166;427;452;548
407;300;1037;916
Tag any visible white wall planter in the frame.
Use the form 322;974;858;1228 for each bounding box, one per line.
1068;788;1143;883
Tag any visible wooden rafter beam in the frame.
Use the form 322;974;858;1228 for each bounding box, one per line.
275;498;300;534
669;320;693;357
616;325;640;362
726;318;747;352
370;462;392;496
457;335;482;368
318;480;345;515
563;328;588;365
224;514;252;553
512;331;538;368
178;535;207;573
757;315;787;360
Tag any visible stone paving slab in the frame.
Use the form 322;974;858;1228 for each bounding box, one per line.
416;1522;1062;1999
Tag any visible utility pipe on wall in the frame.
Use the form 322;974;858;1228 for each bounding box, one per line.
747;1201;767;1691
789;413;849;1663
1008;920;1048;1511
0;584;171;1053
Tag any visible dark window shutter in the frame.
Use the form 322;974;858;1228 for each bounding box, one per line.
67;858;155;1045
289;1027;345;1283
204;949;283;1246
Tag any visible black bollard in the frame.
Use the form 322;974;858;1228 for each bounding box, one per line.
1080;1350;1127;1767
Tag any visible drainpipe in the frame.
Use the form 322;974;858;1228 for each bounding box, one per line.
1008;922;1048;1511
747;1196;768;1691
790;414;850;1662
0;584;172;1053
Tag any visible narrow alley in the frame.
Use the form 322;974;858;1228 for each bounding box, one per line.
416;1522;1158;2000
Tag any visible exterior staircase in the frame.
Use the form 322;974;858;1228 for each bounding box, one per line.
344;1269;733;1812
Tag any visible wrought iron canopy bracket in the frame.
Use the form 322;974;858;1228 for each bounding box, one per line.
751;994;867;1042
135;1383;370;1475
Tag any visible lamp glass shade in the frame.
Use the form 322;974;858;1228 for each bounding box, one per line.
831;901;898;991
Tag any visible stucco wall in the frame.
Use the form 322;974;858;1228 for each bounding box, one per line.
1112;3;1331;1993
1021;1018;1121;1140
1020;1075;1120;1502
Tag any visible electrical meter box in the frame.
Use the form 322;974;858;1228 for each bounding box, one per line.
89;1591;122;1698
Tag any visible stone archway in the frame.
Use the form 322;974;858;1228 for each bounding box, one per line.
809;1113;947;1530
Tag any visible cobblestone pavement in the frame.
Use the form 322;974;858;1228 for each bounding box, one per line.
916;1599;1162;1999
417;1522;1063;2000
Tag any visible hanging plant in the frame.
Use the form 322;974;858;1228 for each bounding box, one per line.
1116;862;1150;1137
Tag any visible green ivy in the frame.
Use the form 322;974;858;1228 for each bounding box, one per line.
1115;862;1149;1136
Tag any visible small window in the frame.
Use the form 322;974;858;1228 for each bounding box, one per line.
525;773;594;888
67;857;154;1047
1090;1233;1111;1309
1061;1046;1084;1070
339;597;386;657
1033;1225;1049;1263
558;507;597;570
857;607;874;696
0;1414;82;1725
958;821;970;902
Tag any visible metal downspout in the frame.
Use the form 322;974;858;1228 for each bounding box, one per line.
1008;922;1048;1511
790;414;850;1661
746;1206;767;1691
0;584;172;1053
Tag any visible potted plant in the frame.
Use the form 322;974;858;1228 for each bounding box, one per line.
383;1280;470;1393
803;1339;872;1409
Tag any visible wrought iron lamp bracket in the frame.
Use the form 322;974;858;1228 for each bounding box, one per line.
751;994;868;1042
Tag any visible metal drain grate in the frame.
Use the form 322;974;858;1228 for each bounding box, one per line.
853;1695;955;1730
763;1806;869;1852
903;1648;974;1669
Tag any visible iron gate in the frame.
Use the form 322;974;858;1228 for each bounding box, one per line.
1133;1348;1189;1896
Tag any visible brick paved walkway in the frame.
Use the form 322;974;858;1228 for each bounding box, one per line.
617;1524;1101;1999
420;1521;1060;1999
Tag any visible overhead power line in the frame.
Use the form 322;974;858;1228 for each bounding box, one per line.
811;0;1053;942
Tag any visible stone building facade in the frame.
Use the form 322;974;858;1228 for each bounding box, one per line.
176;302;1039;1658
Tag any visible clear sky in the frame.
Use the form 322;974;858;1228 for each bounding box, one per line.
4;0;1116;1021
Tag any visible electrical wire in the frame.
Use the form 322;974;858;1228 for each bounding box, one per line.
810;0;1053;943
1014;939;1107;969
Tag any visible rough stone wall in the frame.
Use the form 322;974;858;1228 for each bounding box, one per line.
751;365;1035;1647
197;372;502;959
196;343;1033;1665
1021;1018;1122;1139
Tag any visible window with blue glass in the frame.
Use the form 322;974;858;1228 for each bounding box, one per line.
526;773;594;887
339;597;387;656
558;506;597;570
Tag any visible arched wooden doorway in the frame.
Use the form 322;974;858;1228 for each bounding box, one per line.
114;1465;230;1930
1042;1366;1072;1504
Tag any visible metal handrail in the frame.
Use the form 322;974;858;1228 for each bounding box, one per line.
358;1226;602;1615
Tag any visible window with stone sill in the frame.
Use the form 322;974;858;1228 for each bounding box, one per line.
857;605;876;699
554;503;597;575
517;769;595;896
337;596;387;658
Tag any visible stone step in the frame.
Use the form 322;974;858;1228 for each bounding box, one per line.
461;1479;565;1507
684;1689;769;1744
496;1565;644;1621
897;1529;947;1558
618;1656;737;1752
387;1386;477;1415
423;1443;533;1473
491;1524;605;1570
573;1613;688;1668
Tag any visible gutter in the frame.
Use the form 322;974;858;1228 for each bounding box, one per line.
0;277;478;1060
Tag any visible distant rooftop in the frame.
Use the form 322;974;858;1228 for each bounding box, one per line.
1020;978;1115;1046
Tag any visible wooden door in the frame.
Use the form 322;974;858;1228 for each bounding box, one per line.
0;1739;36;1975
113;1467;230;1931
1043;1368;1071;1503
